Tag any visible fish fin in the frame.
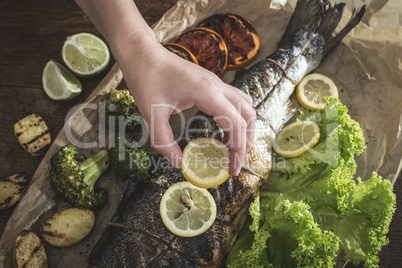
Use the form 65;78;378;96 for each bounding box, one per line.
322;5;366;57
278;0;324;48
278;0;365;55
317;3;345;41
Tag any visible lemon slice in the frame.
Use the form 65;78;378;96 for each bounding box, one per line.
62;33;110;77
296;73;338;111
181;137;230;189
273;121;320;158
42;60;82;101
160;182;217;237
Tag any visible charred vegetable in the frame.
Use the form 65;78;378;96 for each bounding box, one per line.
13;231;47;268
100;89;141;131
49;145;109;209
0;173;30;210
38;208;95;247
14;113;51;156
109;136;153;179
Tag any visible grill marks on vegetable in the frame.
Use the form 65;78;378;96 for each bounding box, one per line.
13;231;48;268
0;173;30;210
14;113;51;156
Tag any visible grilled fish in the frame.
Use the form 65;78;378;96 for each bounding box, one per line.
88;0;365;267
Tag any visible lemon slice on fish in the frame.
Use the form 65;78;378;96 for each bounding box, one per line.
181;138;230;189
160;182;217;237
273;121;320;158
296;73;338;111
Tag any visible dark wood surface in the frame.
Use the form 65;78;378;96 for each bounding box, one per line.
0;1;400;267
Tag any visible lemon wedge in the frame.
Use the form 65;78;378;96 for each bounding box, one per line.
160;182;217;237
62;33;110;77
296;73;338;111
181;137;230;189
273;121;320;158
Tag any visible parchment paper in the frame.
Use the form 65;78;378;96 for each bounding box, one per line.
1;0;401;267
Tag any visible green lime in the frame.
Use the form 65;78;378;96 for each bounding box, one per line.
42;60;82;101
62;33;110;77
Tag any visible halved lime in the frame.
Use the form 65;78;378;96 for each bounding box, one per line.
160;182;217;237
62;33;110;77
273;121;320;158
42;60;82;101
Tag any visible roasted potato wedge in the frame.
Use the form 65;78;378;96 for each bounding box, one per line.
14;113;51;156
13;231;48;268
38;208;95;247
0;173;30;210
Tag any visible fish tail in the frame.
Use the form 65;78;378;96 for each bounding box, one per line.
322;5;366;57
277;0;325;48
277;0;365;54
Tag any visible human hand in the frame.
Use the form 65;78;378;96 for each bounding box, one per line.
116;37;256;176
73;0;255;175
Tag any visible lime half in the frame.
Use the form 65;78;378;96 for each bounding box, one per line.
62;33;110;77
42;60;82;101
273;121;320;158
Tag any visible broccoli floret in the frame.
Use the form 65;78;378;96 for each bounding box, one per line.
49;145;109;209
100;89;142;131
109;136;152;179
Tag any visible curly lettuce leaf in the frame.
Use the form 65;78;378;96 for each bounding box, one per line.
227;98;395;268
226;196;340;268
331;173;396;267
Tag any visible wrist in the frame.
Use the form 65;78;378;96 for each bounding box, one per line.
113;32;162;75
111;28;157;59
111;27;165;77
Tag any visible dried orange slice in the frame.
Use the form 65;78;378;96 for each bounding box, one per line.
174;27;228;78
163;43;199;65
199;13;260;69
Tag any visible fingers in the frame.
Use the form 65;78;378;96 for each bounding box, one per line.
223;86;256;154
227;84;254;106
142;106;182;168
197;88;255;176
214;102;246;176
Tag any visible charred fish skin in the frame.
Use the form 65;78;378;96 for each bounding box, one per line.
88;167;260;267
88;1;365;267
88;115;260;267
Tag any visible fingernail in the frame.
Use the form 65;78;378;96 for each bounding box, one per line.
233;166;241;176
229;158;240;176
172;155;182;169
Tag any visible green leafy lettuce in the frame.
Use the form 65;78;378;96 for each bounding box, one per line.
226;98;396;268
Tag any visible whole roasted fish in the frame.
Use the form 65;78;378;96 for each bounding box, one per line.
88;0;365;267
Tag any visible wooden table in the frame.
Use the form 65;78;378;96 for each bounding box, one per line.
1;0;400;267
